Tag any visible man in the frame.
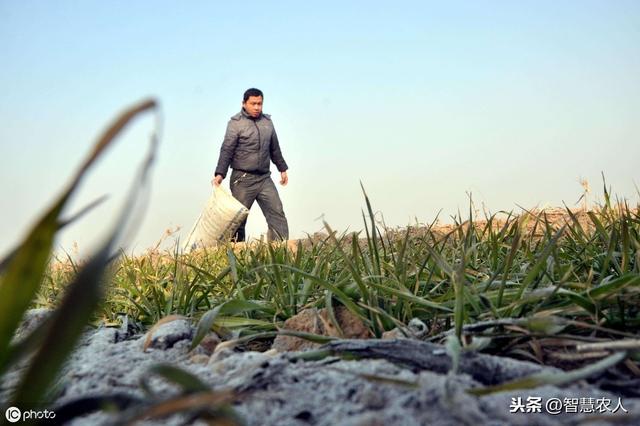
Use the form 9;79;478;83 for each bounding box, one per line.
212;88;289;242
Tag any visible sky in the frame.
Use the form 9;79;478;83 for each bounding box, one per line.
1;0;639;258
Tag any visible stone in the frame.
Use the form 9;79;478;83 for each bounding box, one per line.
327;305;372;339
381;328;407;339
3;327;639;426
263;349;278;357
271;309;322;352
143;318;193;351
197;332;221;355
189;354;211;364
271;306;372;352
12;308;53;342
408;318;428;336
382;318;429;340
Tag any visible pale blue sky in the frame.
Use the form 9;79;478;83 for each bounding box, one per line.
1;0;639;256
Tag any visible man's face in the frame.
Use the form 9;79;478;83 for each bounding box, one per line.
243;96;263;118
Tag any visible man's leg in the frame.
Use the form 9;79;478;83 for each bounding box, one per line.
255;177;289;241
230;171;261;242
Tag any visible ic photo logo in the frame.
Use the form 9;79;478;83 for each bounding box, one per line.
4;407;56;423
5;407;21;423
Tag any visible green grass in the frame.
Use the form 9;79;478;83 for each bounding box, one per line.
40;183;640;371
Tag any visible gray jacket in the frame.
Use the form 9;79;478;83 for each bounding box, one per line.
214;109;288;179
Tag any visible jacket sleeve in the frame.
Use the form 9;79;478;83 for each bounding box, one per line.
269;128;288;172
214;120;239;179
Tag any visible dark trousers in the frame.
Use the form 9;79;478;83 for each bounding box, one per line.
229;169;289;242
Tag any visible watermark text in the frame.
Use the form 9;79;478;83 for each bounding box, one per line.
5;407;56;423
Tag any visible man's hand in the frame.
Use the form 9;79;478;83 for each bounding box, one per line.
280;171;288;186
212;174;223;187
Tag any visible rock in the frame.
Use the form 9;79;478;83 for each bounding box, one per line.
143;318;193;351
189;354;210;364
356;385;387;409
407;318;428;336
382;328;407;339
48;330;197;416
382;318;428;340
271;306;372;352
115;314;144;342
271;309;322;352
197;332;221;355
208;347;236;365
330;305;372;339
208;351;273;387
3;326;640;426
263;348;278;357
12;308;53;342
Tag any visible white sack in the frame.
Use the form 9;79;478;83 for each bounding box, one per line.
183;186;249;251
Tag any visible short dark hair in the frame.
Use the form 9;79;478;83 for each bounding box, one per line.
243;88;263;103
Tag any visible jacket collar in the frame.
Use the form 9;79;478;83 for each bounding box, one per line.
241;108;261;120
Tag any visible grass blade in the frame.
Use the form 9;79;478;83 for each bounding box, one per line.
0;99;157;376
8;99;159;406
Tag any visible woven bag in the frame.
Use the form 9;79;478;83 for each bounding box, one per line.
183;186;249;251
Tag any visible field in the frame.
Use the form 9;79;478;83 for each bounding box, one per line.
41;197;640;376
1;100;638;422
36;191;640;395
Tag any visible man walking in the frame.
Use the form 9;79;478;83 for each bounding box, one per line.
212;88;289;242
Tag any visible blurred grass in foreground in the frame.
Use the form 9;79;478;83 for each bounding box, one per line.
0;100;241;425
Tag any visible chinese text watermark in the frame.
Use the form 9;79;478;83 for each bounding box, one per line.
509;396;628;415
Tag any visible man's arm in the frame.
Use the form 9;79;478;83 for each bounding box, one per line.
213;121;239;182
269;128;288;173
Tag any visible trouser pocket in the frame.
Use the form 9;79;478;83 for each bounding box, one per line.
230;172;248;188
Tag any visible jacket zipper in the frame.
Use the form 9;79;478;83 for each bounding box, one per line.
254;121;261;152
